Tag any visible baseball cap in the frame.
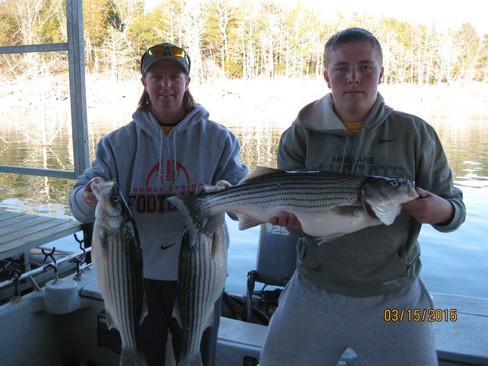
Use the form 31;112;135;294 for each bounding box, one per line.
140;42;191;74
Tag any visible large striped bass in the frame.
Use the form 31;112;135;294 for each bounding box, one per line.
173;213;227;366
91;179;148;366
167;167;418;243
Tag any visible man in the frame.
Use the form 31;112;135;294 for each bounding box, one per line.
260;28;465;366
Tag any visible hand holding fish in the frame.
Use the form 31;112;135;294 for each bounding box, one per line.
403;187;454;225
82;177;106;207
215;179;232;189
270;211;302;231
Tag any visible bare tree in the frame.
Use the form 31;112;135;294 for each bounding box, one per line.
104;0;144;79
11;0;49;76
182;0;206;82
236;0;258;79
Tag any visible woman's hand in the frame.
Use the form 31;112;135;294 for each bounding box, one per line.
82;177;105;208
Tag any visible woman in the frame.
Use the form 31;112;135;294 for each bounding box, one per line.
69;42;248;365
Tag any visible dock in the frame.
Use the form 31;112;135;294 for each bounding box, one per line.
0;210;83;271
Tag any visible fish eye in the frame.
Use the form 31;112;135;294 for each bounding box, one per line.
390;181;399;187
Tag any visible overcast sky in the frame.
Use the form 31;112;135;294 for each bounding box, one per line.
305;0;487;36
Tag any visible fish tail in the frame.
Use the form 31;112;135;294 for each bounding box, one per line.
178;353;203;366
120;348;145;366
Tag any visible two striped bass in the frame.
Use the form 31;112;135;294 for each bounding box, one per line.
91;179;148;366
173;213;227;366
168;167;418;243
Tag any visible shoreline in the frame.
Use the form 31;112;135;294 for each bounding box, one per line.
1;76;487;127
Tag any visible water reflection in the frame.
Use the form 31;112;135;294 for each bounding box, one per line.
429;113;488;187
1;109;487;212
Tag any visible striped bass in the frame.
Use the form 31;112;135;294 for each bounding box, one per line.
173;213;227;366
91;179;148;366
167;167;418;243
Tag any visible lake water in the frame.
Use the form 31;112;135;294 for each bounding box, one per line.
0;83;487;299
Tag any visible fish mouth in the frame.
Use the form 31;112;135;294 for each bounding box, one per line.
399;180;419;200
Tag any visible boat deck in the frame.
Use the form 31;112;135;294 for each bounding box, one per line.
80;270;488;366
0;210;83;271
216;293;488;366
433;293;488;365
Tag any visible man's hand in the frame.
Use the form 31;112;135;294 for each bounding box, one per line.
403;187;454;225
270;211;302;230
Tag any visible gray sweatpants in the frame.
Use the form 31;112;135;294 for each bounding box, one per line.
259;272;438;366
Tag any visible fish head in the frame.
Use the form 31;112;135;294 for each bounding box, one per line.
92;180;127;228
361;176;418;225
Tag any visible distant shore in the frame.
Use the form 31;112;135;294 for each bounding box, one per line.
1;76;487;127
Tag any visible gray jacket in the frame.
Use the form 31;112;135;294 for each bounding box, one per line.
278;93;465;296
69;105;248;280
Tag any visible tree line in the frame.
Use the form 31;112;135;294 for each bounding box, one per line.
1;0;487;84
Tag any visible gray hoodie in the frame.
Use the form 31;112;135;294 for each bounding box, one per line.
278;93;465;296
69;104;248;280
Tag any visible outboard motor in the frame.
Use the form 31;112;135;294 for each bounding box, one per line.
242;223;298;322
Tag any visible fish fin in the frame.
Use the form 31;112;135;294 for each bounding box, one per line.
172;299;183;328
178;353;203;366
139;293;149;325
236;214;265;230
105;309;116;330
120;348;145;366
332;206;361;216
364;197;402;226
205;309;215;329
238;166;279;184
211;216;227;257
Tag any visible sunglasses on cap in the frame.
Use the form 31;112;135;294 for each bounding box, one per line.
148;45;187;58
141;44;191;73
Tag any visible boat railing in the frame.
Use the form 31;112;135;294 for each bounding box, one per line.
0;0;89;179
0;244;91;303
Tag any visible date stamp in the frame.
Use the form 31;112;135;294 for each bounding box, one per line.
384;308;457;322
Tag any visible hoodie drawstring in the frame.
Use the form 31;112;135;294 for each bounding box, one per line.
340;136;349;173
158;128;164;183
350;121;369;174
172;132;178;181
158;127;179;184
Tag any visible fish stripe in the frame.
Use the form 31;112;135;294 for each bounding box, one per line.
176;221;227;365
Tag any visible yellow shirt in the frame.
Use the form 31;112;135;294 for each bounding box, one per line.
161;125;175;134
343;121;363;134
